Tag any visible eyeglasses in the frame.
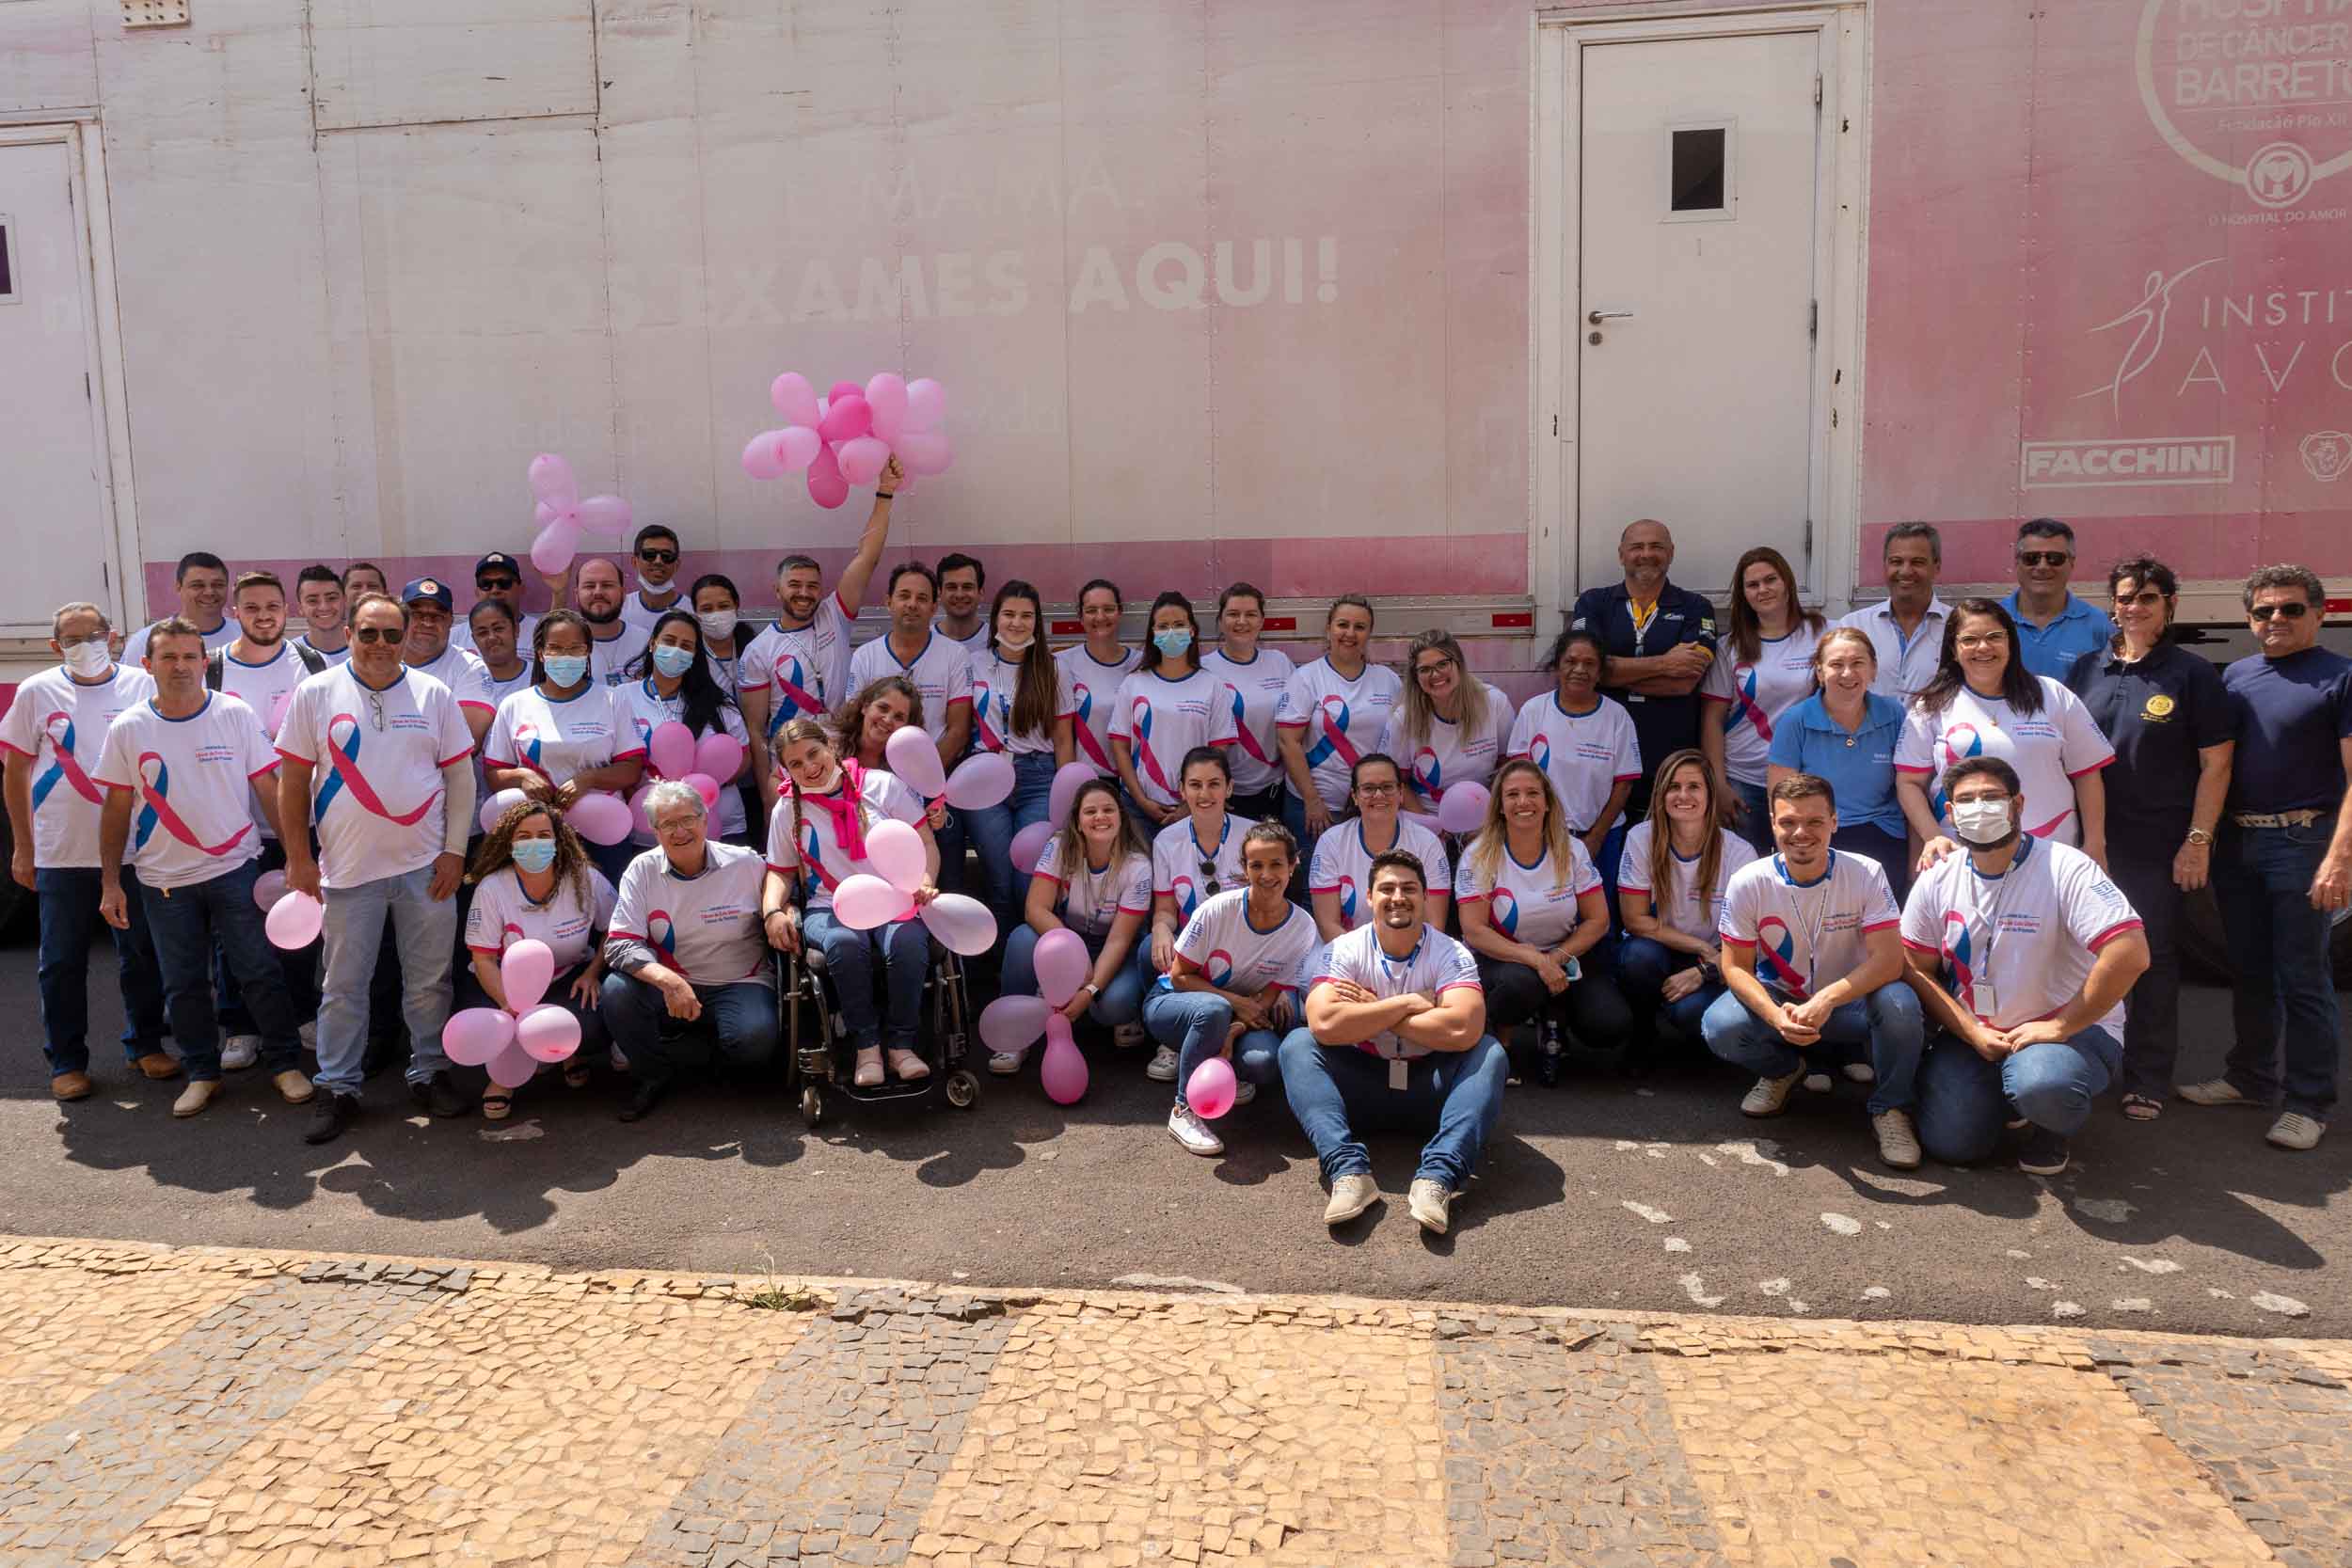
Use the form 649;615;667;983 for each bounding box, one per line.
1356;782;1400;798
1414;657;1456;677
1954;633;2008;650
2113;590;2166;609
2250;602;2312;622
352;626;402;644
1197;858;1222;897
2018;551;2071;567
637;549;678;565
477;577;518;593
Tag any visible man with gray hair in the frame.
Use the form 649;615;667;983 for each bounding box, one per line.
2179;564;2351;1151
599;778;781;1123
2;601;171;1099
1836;522;1949;699
2000;517;2116;680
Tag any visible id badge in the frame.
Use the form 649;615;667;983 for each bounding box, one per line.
1974;980;2000;1022
1389;1057;1408;1091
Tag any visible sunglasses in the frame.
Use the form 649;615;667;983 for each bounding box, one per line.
1198;857;1222;898
352;626;403;644
477;577;519;593
2250;602;2312;623
637;549;679;565
2017;551;2071;567
2112;589;2166;609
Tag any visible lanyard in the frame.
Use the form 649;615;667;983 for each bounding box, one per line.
1775;852;1838;992
1971;839;2029;974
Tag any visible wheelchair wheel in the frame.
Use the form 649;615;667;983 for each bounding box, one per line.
799;1085;825;1125
944;1069;979;1109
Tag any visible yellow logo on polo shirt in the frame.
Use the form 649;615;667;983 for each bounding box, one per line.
2143;693;2175;721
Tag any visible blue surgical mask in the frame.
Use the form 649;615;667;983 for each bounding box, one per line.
543;654;590;687
1152;628;1193;657
509;837;558;874
650;643;697;678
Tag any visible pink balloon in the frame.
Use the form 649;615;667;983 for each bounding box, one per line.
575;495;632;537
684;771;721;810
865;818;929;894
442;1006;516;1068
777;425;822;472
534;499;559;528
741;431;789;481
883;723;948;799
978;994;1049;1056
694;732;744;781
252;868;289;911
827;380;864;404
865;373;909;444
835;436;889;486
516;1003;582;1064
1032;927;1090;1009
628;783;655;837
1049;761;1099;823
806;444;849;510
1437;782;1492;836
1186;1057;1237;1119
919;893;997;956
480;786;530;836
530;519;580;577
647;721;696;780
566;791;632;847
529;453;578;506
770;372;820;427
895;431;952;477
264;890;322;950
818;396;872;445
1041;1014;1088;1104
486;1041;540;1089
1009;820;1054;876
944;752;1015;811
833;872;914;930
905;377;946;434
501;938;556;1012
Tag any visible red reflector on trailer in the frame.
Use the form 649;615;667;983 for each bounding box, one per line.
2328;599;2350;615
1491;611;1534;629
1050;620;1084;635
1261;616;1296;632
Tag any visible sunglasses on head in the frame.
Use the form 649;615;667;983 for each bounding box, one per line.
638;548;678;565
2251;602;2312;623
2017;551;2071;567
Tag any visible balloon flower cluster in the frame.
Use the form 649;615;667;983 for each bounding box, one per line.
827;724;1017;951
525;454;633;577
255;869;322;950
443;941;583;1089
740;372;953;508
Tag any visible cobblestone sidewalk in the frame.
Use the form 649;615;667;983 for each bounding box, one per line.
0;1235;2345;1568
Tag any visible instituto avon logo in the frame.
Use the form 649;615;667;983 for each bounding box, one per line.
2304;430;2352;482
2137;0;2352;213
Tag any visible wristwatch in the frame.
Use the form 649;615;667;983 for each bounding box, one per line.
2185;827;2214;847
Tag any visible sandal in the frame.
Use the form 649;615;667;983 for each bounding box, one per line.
2121;1093;2163;1122
482;1091;515;1121
564;1059;592;1089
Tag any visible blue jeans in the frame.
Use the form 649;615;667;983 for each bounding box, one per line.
137;860;302;1082
597;971;778;1086
315;865;457;1097
2217;821;2341;1119
1729;777;1773;854
1141;986;1285;1110
1278;1029;1509;1189
803;906;929;1052
216;838;320;1037
961;752;1057;927
1915;1024;2122;1164
1699;983;1924;1116
1001;923;1145;1027
36;865;167;1074
1615;935;1724;1045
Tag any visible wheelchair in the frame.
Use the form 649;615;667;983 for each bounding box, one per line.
779;913;980;1125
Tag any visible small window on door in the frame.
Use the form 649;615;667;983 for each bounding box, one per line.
0;215;16;303
1666;123;1734;221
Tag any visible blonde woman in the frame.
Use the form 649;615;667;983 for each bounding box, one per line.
1380;629;1513;819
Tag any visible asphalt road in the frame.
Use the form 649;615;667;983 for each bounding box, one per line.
0;936;2343;1338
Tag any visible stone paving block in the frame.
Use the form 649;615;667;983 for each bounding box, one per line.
0;1260;258;1452
1656;1347;2278;1566
0;1278;441;1564
626;1297;1012;1568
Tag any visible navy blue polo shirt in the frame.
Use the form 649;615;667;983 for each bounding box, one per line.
2066;641;2232;843
1570;579;1718;791
2224;646;2352;815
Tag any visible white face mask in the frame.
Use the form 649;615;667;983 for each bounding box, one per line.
1949;798;2016;847
61;640;113;677
996;632;1034;655
697;610;737;642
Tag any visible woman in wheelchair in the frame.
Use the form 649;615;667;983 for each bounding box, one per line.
995;778;1153;1074
461;799;617;1117
834;674;950;834
1140;820;1319;1157
762;718;942;1087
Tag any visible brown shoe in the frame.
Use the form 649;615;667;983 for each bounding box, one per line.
135;1052;182;1081
51;1071;94;1101
273;1069;315;1105
171;1079;222;1118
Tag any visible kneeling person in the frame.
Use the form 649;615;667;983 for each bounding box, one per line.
1704;773;1925;1167
1279;850;1507;1234
1904;758;2148;1175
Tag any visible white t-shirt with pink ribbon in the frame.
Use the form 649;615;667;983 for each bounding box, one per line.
1309;816;1452;934
1108;666;1239;809
1277;657;1405;813
612;678;752;845
1377;683;1514;808
0;663;154;869
1701;625;1823;785
1504;692;1644;833
609;840;771;988
847;631;975;747
218;644;313;842
278;665;476;890
1615;821;1761;944
1030;837;1152;938
763;766;926;912
1899;834;2142;1037
465;863;618;974
1894;677;2115;847
1200;646;1295;797
485;684;642;789
1151;813;1250;926
92;692;276;891
738;592;857;737
1453;835;1603;950
1056;645;1143;777
1163;888;1318;1000
1305;923;1484;1061
970;648;1077;757
1718;849;1901;1003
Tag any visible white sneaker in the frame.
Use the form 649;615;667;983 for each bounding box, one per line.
1233;1081;1256;1107
297;1020;318;1052
2266;1112;2327;1151
1843;1062;1876;1085
1872;1108;1921;1170
1803;1071;1833;1094
1113;1022;1148;1050
1741;1069;1804;1117
220;1036;261;1071
1407;1178;1454;1234
987;1050;1025;1076
2179;1078;2258;1108
1168;1105;1224;1157
1145;1045;1180;1083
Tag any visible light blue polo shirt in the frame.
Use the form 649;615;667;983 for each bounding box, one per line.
1999;591;2116;682
1765;692;1908;837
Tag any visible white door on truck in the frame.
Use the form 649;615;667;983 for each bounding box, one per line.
0;136;116;641
1577;31;1820;597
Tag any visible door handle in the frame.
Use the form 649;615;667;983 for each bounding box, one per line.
1587;309;1634;324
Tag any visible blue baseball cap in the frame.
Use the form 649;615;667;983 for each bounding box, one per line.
400;577;453;610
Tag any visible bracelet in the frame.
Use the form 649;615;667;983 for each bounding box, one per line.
2185;828;2214;847
876;490;897;500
